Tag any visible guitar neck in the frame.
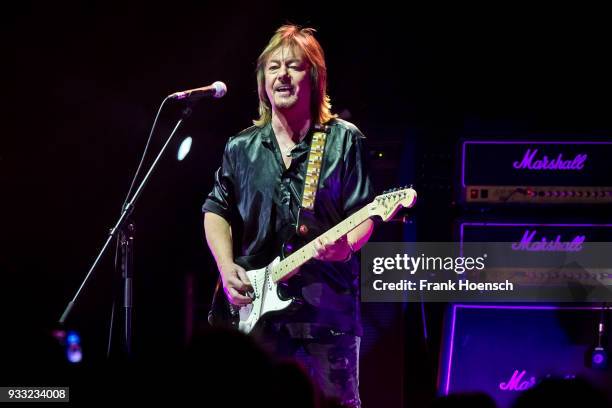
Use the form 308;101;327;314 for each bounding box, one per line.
271;205;371;282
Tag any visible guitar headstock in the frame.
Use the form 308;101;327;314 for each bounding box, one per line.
368;186;417;222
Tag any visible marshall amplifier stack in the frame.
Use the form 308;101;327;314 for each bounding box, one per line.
460;140;612;205
437;138;612;407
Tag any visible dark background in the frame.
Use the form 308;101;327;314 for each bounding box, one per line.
3;2;612;406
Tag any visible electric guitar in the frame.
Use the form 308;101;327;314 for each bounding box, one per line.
208;187;417;334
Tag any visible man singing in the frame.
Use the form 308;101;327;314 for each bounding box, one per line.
203;25;374;407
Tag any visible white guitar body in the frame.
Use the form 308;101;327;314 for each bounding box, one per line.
220;187;417;335
238;257;292;334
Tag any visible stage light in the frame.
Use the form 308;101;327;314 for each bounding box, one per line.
178;136;193;161
66;330;82;364
591;346;607;369
66;332;79;344
67;344;82;363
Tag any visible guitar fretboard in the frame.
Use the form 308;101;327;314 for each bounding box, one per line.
271;206;371;282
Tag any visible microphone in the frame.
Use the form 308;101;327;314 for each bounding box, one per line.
169;81;227;100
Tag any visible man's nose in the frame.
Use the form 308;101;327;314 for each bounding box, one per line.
279;65;291;80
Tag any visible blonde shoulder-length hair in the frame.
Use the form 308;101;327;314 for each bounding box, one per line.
253;25;337;127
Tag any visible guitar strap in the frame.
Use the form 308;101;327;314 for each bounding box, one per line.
208;124;329;326
297;124;329;236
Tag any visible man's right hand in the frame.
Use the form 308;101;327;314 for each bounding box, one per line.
219;262;253;306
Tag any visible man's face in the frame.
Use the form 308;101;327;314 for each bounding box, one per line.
264;45;312;114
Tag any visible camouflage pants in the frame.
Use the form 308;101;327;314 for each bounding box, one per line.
256;325;361;408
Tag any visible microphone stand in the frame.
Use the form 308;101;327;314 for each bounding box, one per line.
119;219;135;356
59;103;193;358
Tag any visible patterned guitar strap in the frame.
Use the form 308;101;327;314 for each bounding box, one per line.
297;124;329;237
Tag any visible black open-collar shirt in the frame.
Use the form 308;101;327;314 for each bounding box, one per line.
203;118;374;336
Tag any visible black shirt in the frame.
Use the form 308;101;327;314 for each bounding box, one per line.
202;118;374;336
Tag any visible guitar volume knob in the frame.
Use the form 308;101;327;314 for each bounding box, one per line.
299;224;309;236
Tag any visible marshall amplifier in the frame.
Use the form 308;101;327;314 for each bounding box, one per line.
460;140;612;204
438;304;612;408
457;221;612;244
454;221;612;292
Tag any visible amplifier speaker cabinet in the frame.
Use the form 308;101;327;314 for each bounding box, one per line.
438;304;612;408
